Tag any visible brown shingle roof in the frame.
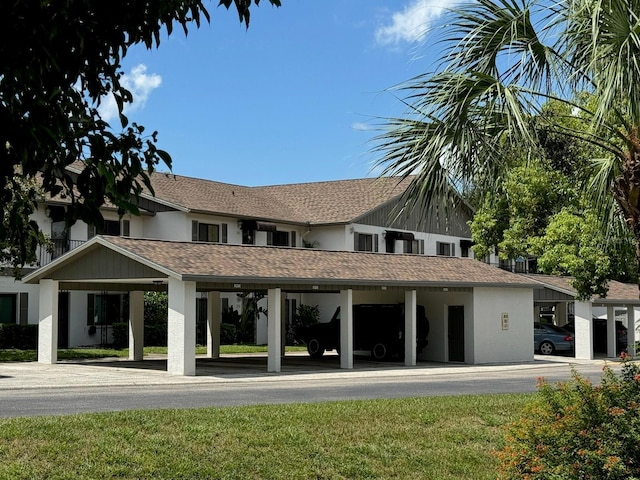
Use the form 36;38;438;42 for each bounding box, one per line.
101;236;535;287
144;172;413;224
523;274;640;303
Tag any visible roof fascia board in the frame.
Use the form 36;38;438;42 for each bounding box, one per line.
181;274;536;289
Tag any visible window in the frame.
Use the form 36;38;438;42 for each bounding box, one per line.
436;241;455;256
460;239;473;258
192;221;227;243
88;219;130;239
240;220;275;245
87;293;127;326
354;233;379;252
403;239;425;254
267;230;296;247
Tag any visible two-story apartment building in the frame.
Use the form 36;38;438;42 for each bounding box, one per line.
4;167;485;345
7;164;539;376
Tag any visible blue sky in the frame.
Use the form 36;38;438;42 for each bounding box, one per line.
104;1;454;186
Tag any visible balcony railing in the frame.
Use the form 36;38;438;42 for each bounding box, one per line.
38;239;86;267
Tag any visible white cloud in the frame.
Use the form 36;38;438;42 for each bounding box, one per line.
352;122;375;131
375;0;455;46
99;64;162;123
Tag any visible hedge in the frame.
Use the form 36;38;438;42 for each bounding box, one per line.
0;324;38;349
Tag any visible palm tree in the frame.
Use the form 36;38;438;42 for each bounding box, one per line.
373;0;640;293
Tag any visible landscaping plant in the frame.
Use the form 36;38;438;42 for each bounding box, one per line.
497;356;640;479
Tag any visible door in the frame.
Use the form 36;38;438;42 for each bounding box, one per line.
57;292;69;349
448;305;465;362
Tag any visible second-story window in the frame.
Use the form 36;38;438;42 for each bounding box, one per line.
403;239;425;254
267;231;296;247
355;232;379;252
436;241;455;256
88;219;130;239
192;221;227;243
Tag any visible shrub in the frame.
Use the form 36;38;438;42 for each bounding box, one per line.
144;292;167;325
0;324;37;349
497;356;640;479
111;322;128;349
287;304;319;345
220;323;236;345
144;323;167;347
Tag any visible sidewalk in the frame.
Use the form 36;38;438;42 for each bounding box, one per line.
0;353;608;390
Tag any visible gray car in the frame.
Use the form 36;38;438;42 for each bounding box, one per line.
534;322;574;355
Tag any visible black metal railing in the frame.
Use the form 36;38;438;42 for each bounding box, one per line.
38;239;85;267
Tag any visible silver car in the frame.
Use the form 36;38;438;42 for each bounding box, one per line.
534;322;574;355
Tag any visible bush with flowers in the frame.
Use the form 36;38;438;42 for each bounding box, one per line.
497;355;640;479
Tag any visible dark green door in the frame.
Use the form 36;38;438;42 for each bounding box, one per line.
448;305;465;362
0;294;17;324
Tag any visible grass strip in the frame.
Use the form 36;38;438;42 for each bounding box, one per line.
0;345;308;362
0;394;532;479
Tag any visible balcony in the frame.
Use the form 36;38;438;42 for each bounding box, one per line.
38;239;86;267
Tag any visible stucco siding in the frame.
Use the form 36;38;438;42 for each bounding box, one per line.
472;287;534;363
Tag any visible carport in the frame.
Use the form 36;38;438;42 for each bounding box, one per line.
25;236;537;376
525;274;639;359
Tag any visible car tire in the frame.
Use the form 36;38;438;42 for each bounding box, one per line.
539;341;555;355
371;342;388;360
307;338;324;358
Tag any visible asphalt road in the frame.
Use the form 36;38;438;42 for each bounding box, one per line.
0;360;613;418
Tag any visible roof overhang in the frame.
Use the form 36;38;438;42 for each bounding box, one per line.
24;236;539;293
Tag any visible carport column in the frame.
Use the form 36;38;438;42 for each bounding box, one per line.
206;292;221;359
340;289;353;369
607;305;617;357
167;278;197;376
574;300;593;360
626;304;636;357
404;290;417;366
267;288;282;372
128;291;144;361
38;279;59;364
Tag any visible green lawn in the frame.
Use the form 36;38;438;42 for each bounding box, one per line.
0;345;308;362
0;394;532;479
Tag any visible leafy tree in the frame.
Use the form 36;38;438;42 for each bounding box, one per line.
1;0;280;274
374;0;640;298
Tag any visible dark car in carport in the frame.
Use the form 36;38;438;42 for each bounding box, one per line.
297;303;430;361
534;322;574;355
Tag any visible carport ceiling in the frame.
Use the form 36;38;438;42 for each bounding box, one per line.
24;236;538;293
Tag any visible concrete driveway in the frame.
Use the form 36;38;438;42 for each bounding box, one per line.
0;352;609;391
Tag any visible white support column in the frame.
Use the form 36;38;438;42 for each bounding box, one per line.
206;292;221;359
167;278;197;376
574;300;593;360
267;288;282;372
340;289;353;369
128;291;144;361
607;304;617;357
404;290;417;366
38;279;59;364
626;305;636;357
